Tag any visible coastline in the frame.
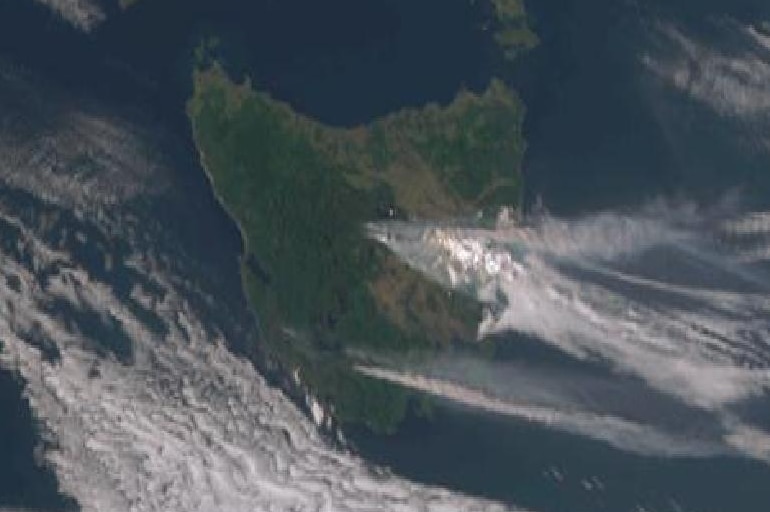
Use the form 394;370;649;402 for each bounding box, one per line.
183;0;537;433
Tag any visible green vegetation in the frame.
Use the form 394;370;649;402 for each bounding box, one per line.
186;0;535;432
490;0;539;60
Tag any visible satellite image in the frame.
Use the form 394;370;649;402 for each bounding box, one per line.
1;0;770;511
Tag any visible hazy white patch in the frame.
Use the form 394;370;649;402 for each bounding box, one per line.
736;245;770;264
643;22;770;121
0;209;521;512
369;204;770;463
0;112;167;209
0;68;170;211
721;211;770;236
720;211;770;263
747;24;770;52
356;366;727;458
725;424;770;461
33;0;105;32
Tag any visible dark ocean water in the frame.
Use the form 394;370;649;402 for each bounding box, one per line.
515;0;770;214
1;0;770;511
0;368;78;511
348;2;770;511
350;404;770;512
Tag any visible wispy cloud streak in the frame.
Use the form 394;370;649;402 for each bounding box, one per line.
356;365;727;458
367;204;770;462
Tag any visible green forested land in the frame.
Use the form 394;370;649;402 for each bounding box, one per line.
187;3;533;431
491;0;540;60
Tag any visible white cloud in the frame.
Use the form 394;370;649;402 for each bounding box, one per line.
33;0;105;32
0;202;522;512
369;205;770;463
355;365;727;458
644;21;770;120
0;67;170;211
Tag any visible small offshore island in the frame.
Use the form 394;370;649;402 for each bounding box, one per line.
187;0;536;432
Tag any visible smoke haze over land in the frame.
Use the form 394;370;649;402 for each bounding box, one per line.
366;202;770;463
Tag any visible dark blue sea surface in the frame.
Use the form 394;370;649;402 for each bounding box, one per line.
516;0;770;214
0;367;77;511
0;0;498;127
351;404;770;512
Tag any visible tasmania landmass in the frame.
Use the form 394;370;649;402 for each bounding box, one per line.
187;1;533;431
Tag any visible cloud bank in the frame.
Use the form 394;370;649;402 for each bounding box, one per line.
368;203;770;463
